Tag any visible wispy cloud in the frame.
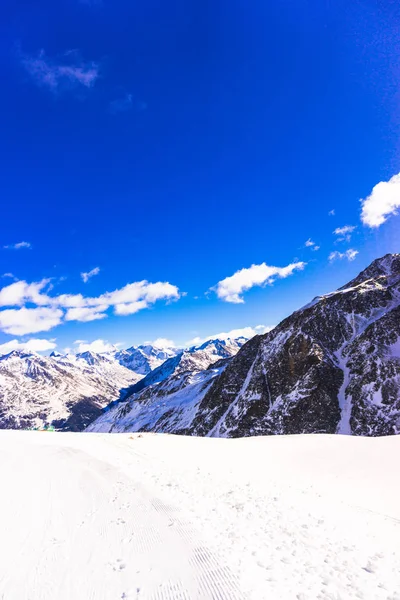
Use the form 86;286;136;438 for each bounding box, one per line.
81;267;100;283
361;172;400;227
305;239;320;251
328;209;335;216
333;225;356;243
213;261;306;304
21;49;100;92
0;277;181;334
329;249;358;262
3;241;31;250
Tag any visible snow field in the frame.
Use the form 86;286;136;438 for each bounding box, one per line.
0;431;399;599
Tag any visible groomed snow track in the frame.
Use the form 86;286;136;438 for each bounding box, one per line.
0;431;244;600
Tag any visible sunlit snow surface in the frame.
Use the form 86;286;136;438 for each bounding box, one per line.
0;431;399;599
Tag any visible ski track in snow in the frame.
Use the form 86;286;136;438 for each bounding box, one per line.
0;432;242;600
0;431;400;599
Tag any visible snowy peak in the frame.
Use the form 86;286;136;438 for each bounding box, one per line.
76;350;113;366
0;350;37;361
339;253;400;290
112;344;179;375
129;337;246;394
192;337;246;358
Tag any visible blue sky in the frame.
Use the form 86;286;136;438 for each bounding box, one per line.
0;0;399;354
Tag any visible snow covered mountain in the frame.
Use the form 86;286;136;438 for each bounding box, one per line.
130;337;246;393
88;253;400;436
0;351;140;431
86;337;246;433
111;344;179;375
0;339;244;432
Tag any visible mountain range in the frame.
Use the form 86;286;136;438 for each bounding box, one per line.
88;253;400;437
0;338;244;431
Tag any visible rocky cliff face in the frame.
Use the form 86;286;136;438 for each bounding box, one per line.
88;254;400;437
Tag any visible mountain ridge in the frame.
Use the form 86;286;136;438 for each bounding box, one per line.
0;337;246;431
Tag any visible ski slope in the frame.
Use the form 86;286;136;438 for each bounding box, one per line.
0;432;399;599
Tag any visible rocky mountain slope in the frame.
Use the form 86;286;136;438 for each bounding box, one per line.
88;254;400;437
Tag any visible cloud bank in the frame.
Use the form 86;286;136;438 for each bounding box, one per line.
0;278;181;335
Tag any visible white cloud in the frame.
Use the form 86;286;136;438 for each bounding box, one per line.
0;338;57;355
0;279;51;307
3;241;31;250
187;325;274;346
334;226;356;236
56;294;87;308
1;273;15;279
329;249;359;262
361;172;400;227
0;307;63;335
81;267;100;283
328;209;335;216
0;278;181;334
21;49;99;92
74;339;116;354
213;261;306;304
65;306;108;322
333;225;356;242
148;338;176;349
114;300;149;316
305;239;320;251
100;281;180;307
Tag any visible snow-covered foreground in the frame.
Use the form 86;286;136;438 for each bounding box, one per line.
0;432;399;599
